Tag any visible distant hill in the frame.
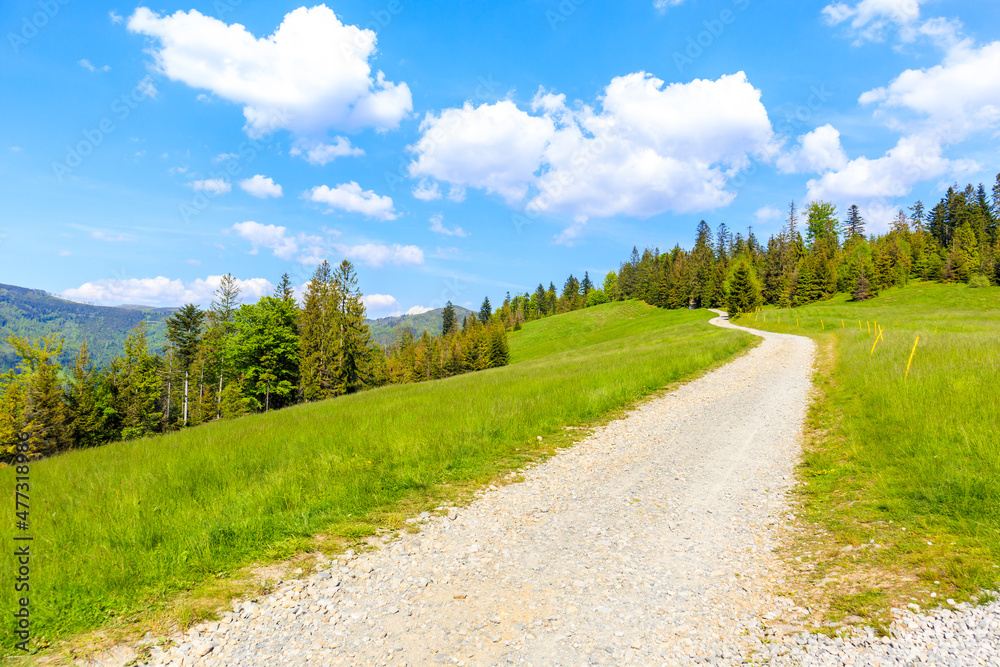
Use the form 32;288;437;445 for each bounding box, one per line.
367;305;477;348
0;283;171;372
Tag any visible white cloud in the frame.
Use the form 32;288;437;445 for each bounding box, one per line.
806;38;998;211
78;59;110;73
412;180;441;201
776;124;850;174
822;0;923;42
189;178;231;195
289;137;364;166
804;133;974;207
654;0;685;11
754;205;783;223
362;294;398;310
428;214;469;238
334;243;424;268
409;72;778;240
127;6;412;137
109;10;124;24
406;305;433;315
228;221;327;264
213;152;239;163
306;182;398;221
62;275;272;307
554;217;587;247
860;40;1000;141
239;174;283;199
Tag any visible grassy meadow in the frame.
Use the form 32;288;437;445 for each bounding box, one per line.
732;282;1000;621
0;301;754;653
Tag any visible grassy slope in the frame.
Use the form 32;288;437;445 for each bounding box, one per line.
732;283;1000;623
0;302;753;651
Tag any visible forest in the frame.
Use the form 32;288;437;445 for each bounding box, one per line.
0;260;509;460
1;175;997;461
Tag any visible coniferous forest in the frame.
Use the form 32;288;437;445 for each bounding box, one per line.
2;177;998;461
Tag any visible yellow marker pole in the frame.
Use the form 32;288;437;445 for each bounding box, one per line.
867;321;871;334
821;320;825;330
870;329;883;357
859;320;862;331
797;318;800;327
906;336;920;378
842;319;845;328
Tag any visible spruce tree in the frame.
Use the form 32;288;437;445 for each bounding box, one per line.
333;260;373;395
300;261;339;401
112;322;163;440
442;301;457;336
208;274;241;417
845;204;865;241
165;303;205;425
580;272;594;297
795;258;821;306
726;261;762;315
5;334;71;456
68;340;109;448
479;296;492;323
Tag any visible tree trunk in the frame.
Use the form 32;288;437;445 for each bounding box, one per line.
183;370;189;426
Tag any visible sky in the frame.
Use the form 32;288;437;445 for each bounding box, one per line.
1;0;999;315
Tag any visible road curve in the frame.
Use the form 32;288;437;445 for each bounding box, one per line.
118;311;819;666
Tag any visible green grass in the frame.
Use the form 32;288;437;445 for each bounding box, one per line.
0;301;754;653
732;282;1000;612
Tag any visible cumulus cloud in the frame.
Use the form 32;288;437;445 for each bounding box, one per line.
127;6;412;137
290;137;364;166
406;305;433;315
239;174;283;199
362;294;398;310
306;182;398;221
428;214;469;237
334;243;424;268
412;180;442;201
228;221;327;264
776;124;850;174
804;39;997;210
409;71;778;239
62;275;272;307
860;40;1000;141
189;178;231;195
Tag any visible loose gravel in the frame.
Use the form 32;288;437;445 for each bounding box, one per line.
96;313;1000;666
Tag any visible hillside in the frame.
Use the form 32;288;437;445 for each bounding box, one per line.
367;305;476;348
0;303;753;649
0;283;171;371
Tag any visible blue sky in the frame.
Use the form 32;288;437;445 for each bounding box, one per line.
2;0;999;314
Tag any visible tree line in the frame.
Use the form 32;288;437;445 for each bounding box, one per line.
0;260;510;460
497;175;1000;325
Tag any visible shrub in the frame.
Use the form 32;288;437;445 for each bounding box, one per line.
969;275;992;289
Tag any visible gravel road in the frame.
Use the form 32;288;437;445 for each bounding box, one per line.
108;312;1000;666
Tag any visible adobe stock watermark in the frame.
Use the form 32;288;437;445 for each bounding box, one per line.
178;111;287;223
729;83;834;192
673;0;751;73
546;0;590;31
383;75;501;194
7;0;73;54
51;76;156;182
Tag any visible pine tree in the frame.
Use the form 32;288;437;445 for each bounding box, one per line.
442;301;458;336
112;322;162;440
274;273;295;302
165;303;205;426
67;340;110;448
852;264;874;301
333;260;374;395
208;274;241;417
726;261;762;315
795;258;821;306
479;296;492;323
4;334;71;456
580;272;594;297
300;261;339;401
845;204;865;241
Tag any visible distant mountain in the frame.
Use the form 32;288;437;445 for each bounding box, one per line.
0;283;171;372
367;305;477;348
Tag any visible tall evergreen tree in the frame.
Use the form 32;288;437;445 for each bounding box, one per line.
580;271;594;296
208;274;241;417
112;322;162;440
299;261;339;401
67;340;110;449
4;335;71;456
442;301;458;336
274;272;295;302
165;303;204;425
845;204;866;241
333;260;374;395
726;260;762;315
479;296;493;323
